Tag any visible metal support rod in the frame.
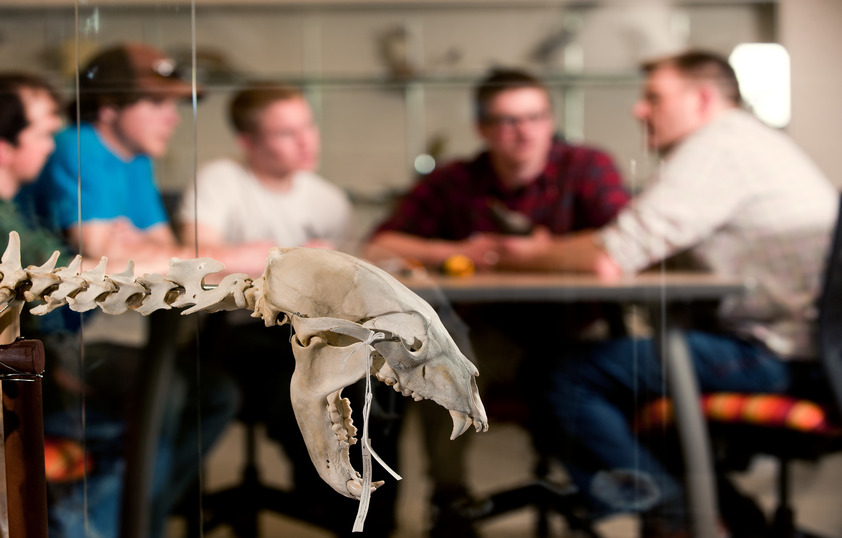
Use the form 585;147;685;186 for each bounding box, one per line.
662;325;719;538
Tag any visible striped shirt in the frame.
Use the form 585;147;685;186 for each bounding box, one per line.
600;109;838;358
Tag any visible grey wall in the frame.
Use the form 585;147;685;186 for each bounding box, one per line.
2;1;821;245
780;0;842;185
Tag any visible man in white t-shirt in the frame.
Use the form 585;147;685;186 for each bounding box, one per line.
179;83;352;250
178;84;399;536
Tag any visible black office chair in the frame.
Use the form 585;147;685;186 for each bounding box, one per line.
637;193;842;538
455;398;604;538
427;302;617;538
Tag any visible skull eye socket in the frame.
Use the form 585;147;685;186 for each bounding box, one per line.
406;337;423;353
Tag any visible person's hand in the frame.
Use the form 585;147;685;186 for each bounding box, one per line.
497;226;553;269
107;218;147;247
225;241;276;261
302;239;336;250
197;240;277;281
457;233;503;271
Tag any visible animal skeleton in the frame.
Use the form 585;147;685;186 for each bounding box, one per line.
0;231;488;501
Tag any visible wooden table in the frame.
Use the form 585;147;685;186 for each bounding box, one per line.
400;270;747;538
401;270;745;304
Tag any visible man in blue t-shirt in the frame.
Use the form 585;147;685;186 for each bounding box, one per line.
23;43;272;274
19;43;273;538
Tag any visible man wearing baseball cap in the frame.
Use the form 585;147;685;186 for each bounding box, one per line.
19;42;272;538
25;41;212;265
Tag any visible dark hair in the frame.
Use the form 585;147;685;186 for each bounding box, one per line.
642;50;742;106
0;72;59;146
473;68;550;123
228;82;304;135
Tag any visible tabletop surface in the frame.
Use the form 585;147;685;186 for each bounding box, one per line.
398;270;747;303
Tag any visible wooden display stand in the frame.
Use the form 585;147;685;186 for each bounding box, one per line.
0;302;48;538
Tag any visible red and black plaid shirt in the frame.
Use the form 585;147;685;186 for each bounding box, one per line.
373;140;629;239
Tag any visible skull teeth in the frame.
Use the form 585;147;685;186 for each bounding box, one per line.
327;396;357;445
346;477;385;498
374;372;427;401
449;409;473;440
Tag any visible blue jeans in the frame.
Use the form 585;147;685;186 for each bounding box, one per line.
44;410;125;538
44;345;239;538
540;331;794;530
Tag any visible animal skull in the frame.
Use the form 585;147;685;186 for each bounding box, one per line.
251;248;487;498
0;234;488;501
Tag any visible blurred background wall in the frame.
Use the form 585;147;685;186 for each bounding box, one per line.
0;0;838;247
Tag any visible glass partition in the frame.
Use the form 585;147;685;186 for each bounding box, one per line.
5;2;823;537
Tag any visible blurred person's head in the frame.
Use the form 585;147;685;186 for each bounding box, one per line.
229;82;320;182
73;42;200;159
633;49;742;154
0;73;61;198
474;69;555;181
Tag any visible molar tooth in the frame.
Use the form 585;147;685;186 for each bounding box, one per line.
413;393;423;402
340;398;353;417
345;421;358;439
401;388;412;396
383;378;397;386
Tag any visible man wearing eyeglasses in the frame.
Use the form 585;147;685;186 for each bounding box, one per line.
365;68;629;537
367;68;628;271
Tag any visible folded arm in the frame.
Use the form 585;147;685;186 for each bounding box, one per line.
364;230;503;271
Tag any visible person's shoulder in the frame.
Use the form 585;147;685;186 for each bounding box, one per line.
50;125;82;157
39;126;84;177
420;152;482;186
196;157;249;184
201;157;245;173
677;109;765;156
553;139;615;161
50;124;114;171
297;170;348;198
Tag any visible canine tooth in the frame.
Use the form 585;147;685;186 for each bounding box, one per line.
449;410;472;440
